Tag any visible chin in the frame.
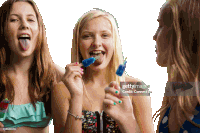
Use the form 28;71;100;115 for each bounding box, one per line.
89;62;108;71
156;57;168;67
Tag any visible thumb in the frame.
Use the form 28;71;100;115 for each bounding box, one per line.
0;122;5;133
0;122;4;128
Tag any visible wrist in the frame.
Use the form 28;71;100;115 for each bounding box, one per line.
117;115;136;133
70;94;83;101
70;95;83;105
117;113;134;125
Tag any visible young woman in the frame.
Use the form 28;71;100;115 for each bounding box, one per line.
153;0;200;132
53;9;154;133
0;0;65;132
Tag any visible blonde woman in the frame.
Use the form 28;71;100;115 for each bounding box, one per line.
53;9;154;133
153;0;200;132
0;0;64;132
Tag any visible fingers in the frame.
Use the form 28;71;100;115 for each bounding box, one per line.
105;87;120;98
0;122;5;133
69;62;83;67
104;93;122;105
108;81;120;91
63;62;84;79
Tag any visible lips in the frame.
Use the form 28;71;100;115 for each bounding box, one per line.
89;50;105;55
18;33;31;40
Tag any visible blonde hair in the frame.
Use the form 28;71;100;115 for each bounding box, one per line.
71;9;126;108
153;0;200;132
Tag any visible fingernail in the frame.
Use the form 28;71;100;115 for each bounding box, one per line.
76;62;78;64
119;100;122;104
81;68;83;71
115;91;118;94
113;102;116;105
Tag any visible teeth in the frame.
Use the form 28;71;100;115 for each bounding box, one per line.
91;51;102;54
20;34;30;38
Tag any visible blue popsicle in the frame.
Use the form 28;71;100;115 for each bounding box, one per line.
116;58;127;76
82;56;100;67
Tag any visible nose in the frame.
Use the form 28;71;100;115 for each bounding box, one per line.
20;19;29;30
92;35;102;47
153;33;157;41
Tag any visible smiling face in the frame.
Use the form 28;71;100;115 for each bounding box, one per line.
153;1;173;67
79;16;114;70
6;1;39;57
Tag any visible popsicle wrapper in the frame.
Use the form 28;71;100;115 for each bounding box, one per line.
116;61;127;76
0;109;7;118
0;99;9;118
82;57;95;67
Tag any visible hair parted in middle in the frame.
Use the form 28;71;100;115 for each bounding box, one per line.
71;8;126;109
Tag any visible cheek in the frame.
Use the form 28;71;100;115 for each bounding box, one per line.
78;42;89;57
79;40;91;49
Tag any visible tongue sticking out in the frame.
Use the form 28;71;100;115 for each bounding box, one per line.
92;53;104;65
19;39;30;51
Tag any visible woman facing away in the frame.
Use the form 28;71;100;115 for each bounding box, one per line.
0;0;65;133
52;9;155;133
153;0;200;132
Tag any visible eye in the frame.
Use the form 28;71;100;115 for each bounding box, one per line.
28;19;35;22
102;34;108;37
10;19;18;22
82;34;91;39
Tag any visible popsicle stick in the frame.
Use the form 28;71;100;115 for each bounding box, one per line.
123;57;127;65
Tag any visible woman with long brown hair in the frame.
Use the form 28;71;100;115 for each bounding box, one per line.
153;0;200;132
0;0;64;132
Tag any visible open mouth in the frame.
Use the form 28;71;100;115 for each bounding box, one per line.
89;51;105;56
18;36;31;40
18;35;31;50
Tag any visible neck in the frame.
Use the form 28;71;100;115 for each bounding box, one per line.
7;52;34;76
83;67;109;86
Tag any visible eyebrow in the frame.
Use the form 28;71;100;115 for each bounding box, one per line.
157;19;161;22
10;14;36;17
82;30;111;33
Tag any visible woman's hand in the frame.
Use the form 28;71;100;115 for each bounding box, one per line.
61;62;84;97
103;81;135;124
0;122;5;133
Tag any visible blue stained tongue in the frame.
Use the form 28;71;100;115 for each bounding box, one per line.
19;39;28;50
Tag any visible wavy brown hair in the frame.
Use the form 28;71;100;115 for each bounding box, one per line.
0;0;57;117
153;0;200;132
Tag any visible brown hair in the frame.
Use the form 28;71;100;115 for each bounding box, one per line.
153;0;200;132
0;0;57;117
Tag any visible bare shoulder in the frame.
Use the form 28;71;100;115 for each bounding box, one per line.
125;75;141;101
124;75;150;101
54;63;65;82
125;75;142;83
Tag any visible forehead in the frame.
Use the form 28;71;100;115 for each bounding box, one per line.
10;1;36;16
158;1;170;20
81;17;112;32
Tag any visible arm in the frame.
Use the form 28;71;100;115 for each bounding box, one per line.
64;95;83;133
131;80;155;133
117;114;137;133
52;82;83;133
51;82;69;133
